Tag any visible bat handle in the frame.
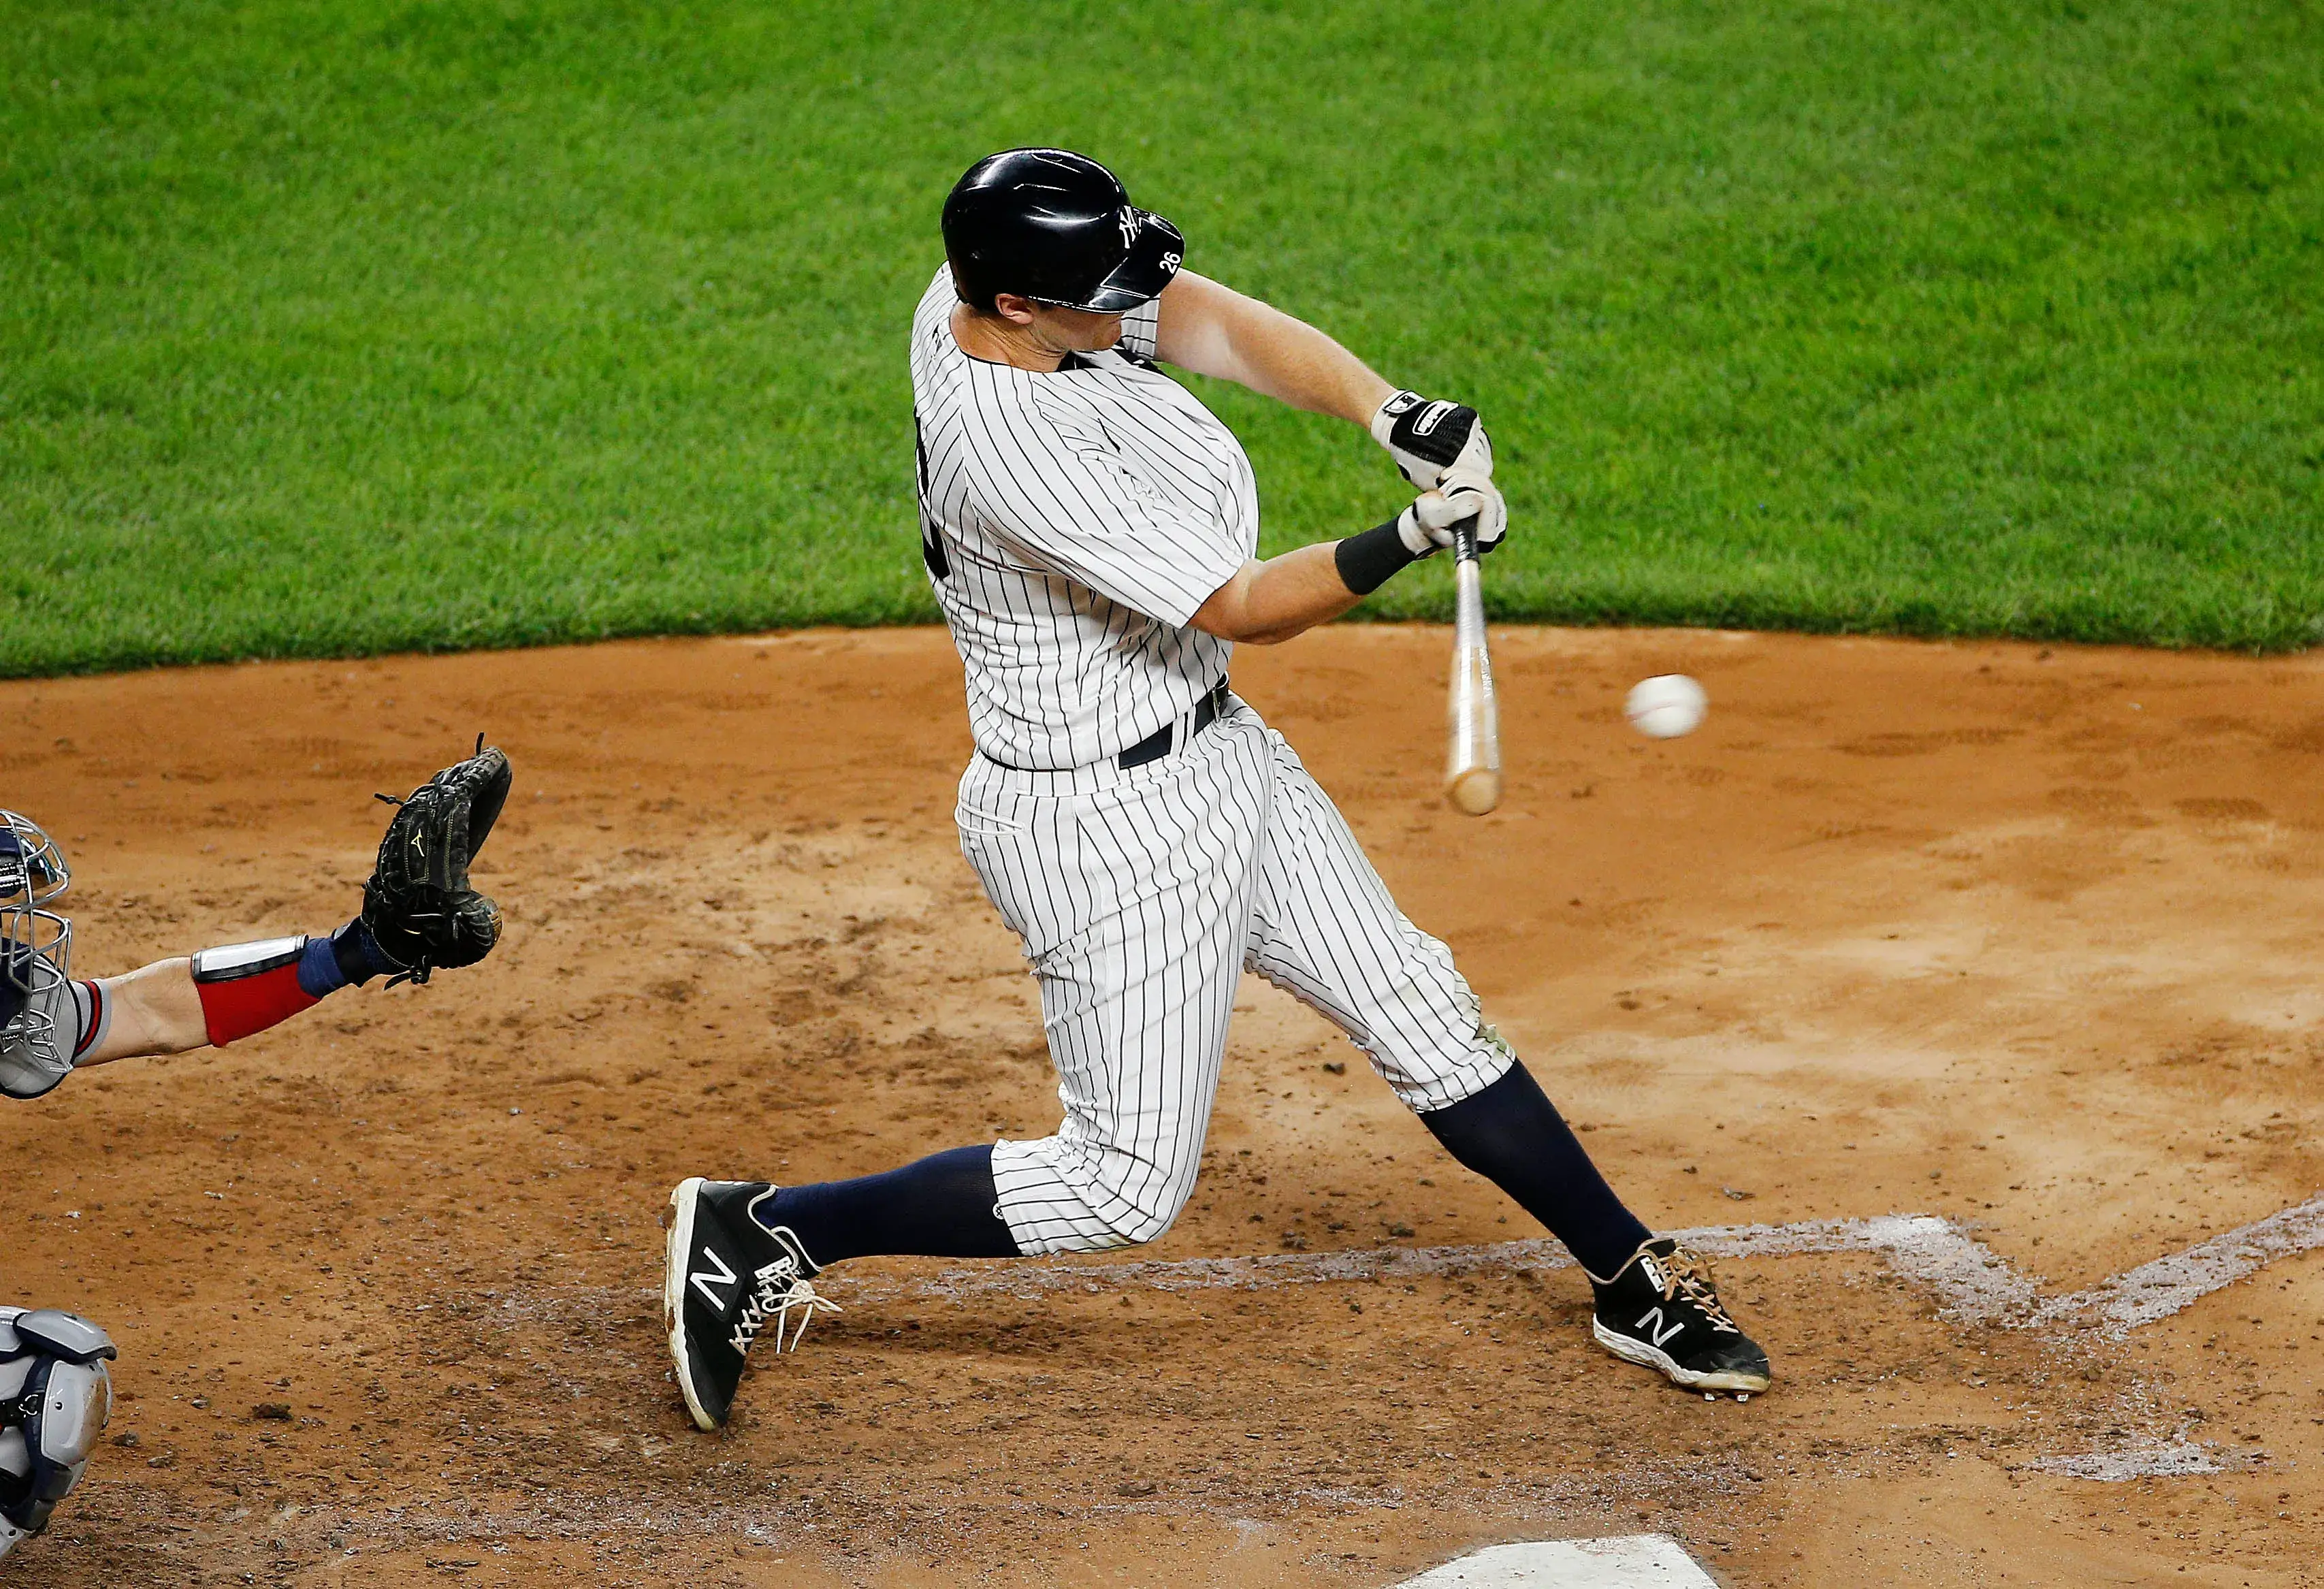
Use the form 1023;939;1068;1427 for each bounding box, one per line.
1450;516;1487;653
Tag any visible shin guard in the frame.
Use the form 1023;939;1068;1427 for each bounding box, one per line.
0;1308;116;1547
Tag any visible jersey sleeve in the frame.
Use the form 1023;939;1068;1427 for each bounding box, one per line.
1118;295;1162;363
974;401;1246;628
70;980;109;1062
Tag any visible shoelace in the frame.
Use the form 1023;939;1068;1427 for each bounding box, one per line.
735;1268;843;1355
1657;1246;1741;1334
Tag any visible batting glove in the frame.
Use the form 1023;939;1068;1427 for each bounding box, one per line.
1395;478;1507;558
1370;390;1494;490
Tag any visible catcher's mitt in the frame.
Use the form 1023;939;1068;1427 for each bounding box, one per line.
362;737;511;985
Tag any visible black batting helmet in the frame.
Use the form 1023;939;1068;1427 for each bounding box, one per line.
941;148;1184;314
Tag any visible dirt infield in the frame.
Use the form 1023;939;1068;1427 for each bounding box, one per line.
4;626;2322;1587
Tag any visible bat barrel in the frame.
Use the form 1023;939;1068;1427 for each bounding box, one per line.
1445;524;1501;816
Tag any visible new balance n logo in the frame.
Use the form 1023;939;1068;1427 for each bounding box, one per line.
1635;1306;1685;1349
690;1245;738;1311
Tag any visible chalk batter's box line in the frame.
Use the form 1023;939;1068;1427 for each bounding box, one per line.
825;1192;2324;1341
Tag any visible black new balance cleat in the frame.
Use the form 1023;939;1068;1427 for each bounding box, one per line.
662;1178;841;1432
1591;1237;1772;1395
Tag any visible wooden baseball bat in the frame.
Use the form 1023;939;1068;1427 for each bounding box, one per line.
1445;521;1501;816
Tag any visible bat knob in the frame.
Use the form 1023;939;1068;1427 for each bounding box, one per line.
1447;767;1501;816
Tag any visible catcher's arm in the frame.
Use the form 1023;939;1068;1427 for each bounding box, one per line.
48;743;511;1077
72;959;205;1066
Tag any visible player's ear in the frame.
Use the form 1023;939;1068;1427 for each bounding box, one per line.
990;292;1039;327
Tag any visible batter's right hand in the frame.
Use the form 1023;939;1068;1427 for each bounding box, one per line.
1395;478;1507;558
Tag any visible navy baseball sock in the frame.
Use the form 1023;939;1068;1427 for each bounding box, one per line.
746;1144;1020;1270
1418;1061;1651;1281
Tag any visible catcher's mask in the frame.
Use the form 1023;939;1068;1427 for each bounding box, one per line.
0;812;73;1070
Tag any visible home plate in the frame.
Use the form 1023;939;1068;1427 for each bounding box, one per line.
1395;1535;1719;1587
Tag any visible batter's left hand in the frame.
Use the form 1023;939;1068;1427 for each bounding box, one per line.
1371;390;1494;490
1395;478;1508;558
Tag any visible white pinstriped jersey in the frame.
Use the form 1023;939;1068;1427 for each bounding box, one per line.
908;267;1256;771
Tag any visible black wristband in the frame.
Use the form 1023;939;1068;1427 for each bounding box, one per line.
1334;517;1420;596
329;916;394;986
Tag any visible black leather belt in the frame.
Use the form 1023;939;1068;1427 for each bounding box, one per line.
982;680;1230;773
1116;679;1229;769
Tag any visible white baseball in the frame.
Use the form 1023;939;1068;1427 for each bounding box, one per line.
1625;674;1708;739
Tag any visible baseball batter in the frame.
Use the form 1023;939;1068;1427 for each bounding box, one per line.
666;149;1769;1430
0;745;508;1562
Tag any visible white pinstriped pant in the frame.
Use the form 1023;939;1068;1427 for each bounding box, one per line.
956;696;1514;1255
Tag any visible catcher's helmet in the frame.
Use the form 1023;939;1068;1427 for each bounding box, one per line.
942;148;1184;314
0;812;73;1070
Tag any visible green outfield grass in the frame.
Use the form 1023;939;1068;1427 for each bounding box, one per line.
3;0;2319;675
